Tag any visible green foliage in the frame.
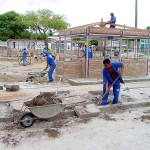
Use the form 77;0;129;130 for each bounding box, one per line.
0;11;28;41
19;9;70;48
146;26;150;30
90;39;98;46
20;9;69;36
72;37;86;41
0;9;69;44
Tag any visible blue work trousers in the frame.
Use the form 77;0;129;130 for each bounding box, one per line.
48;64;56;81
101;80;120;105
23;57;26;66
107;25;115;40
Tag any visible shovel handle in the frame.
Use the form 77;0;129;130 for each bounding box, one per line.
97;75;121;106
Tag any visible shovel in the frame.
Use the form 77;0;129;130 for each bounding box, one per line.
97;75;121;106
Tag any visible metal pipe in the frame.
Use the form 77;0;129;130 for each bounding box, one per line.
110;40;112;59
119;31;123;62
135;0;138;28
58;34;149;39
71;36;73;61
137;38;139;59
127;38;129;59
58;37;61;56
103;37;106;59
147;35;150;75
64;36;67;61
86;33;89;78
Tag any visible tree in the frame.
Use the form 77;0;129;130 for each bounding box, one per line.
20;9;70;48
90;39;98;46
146;26;150;30
0;11;29;41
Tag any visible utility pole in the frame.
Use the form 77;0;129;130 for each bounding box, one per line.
135;0;138;58
135;0;138;28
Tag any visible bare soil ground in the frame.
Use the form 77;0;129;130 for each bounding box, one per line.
0;57;150;150
0;107;150;150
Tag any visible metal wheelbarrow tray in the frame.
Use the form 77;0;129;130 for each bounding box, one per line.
19;103;64;128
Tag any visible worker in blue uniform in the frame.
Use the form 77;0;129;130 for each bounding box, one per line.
81;45;93;59
107;12;116;40
108;12;116;28
101;58;124;105
22;48;27;66
43;50;56;82
80;44;93;78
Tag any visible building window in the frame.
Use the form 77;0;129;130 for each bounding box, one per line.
141;44;144;49
145;44;148;49
13;42;15;48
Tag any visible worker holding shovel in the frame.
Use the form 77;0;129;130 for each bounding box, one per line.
101;58;124;105
43;50;56;82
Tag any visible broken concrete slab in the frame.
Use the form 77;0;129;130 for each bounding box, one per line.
75;101;150;119
4;84;20;91
0;102;14;122
98;101;150;113
75;104;100;119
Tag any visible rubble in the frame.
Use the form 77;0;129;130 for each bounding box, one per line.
25;92;62;107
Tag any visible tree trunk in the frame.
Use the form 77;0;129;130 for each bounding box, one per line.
44;38;48;49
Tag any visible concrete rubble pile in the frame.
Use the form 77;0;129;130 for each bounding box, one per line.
25;92;62;107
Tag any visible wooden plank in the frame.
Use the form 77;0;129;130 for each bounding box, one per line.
89;28;149;37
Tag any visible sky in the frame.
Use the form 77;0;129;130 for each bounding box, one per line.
0;0;149;29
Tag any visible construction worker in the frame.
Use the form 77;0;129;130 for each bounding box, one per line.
80;44;93;78
43;50;56;82
22;48;27;66
107;12;116;40
80;44;93;60
108;12;116;28
101;58;124;105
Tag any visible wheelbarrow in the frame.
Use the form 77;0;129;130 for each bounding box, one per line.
16;102;64;128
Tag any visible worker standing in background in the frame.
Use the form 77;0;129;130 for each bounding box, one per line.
80;44;93;78
107;12;116;40
101;58;124;105
108;12;116;28
22;48;27;66
43;50;56;82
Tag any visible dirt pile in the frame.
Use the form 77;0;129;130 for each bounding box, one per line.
44;129;60;138
25;92;62;107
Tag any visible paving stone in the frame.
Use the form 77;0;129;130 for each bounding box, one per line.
0;103;13;122
75;104;100;119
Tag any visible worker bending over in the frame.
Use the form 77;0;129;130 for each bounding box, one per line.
43;50;56;82
101;58;124;105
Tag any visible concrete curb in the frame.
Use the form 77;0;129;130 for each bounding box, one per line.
68;77;150;86
99;101;150;113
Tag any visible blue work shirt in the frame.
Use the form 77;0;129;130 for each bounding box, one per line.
103;62;124;84
43;49;48;55
22;49;27;59
110;16;116;28
46;54;56;66
110;16;116;23
82;47;93;59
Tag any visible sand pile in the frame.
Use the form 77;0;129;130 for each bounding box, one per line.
25;92;62;107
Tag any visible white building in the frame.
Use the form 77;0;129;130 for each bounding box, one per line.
7;39;45;51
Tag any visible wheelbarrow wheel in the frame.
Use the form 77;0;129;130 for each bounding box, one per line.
20;113;35;128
